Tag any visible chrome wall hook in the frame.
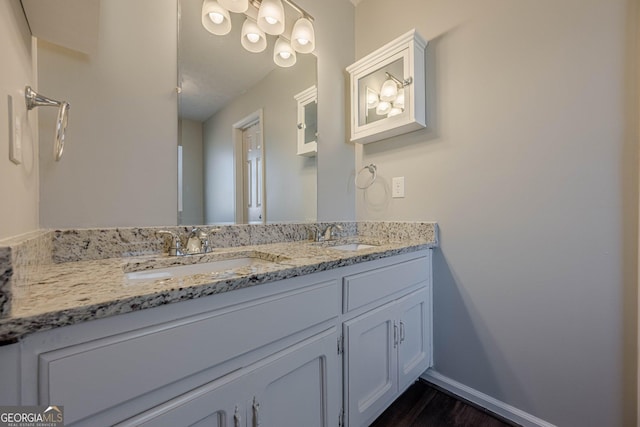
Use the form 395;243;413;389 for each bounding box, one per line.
25;86;70;161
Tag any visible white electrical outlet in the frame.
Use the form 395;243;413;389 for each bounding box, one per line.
392;176;405;198
8;95;22;165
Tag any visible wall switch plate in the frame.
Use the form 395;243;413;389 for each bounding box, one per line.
392;176;405;198
8;95;22;165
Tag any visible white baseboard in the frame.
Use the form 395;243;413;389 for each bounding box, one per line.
421;369;556;427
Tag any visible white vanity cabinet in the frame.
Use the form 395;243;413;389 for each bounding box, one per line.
342;254;432;427
1;249;432;427
19;276;341;427
117;327;338;427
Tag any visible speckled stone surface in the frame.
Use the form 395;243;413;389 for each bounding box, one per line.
0;222;437;344
0;230;53;318
52;222;359;263
0;247;11;318
357;221;438;244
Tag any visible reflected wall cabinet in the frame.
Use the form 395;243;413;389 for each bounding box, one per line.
346;30;427;144
294;85;318;157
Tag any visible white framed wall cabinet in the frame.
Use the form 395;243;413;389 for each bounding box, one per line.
346;30;427;144
294;85;318;156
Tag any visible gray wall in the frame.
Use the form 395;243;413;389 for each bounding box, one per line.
300;0;355;222
179;119;204;225
203;54;317;224
37;0;178;228
354;0;638;425
0;1;38;240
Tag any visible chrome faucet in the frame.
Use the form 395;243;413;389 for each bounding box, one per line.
157;230;185;256
185;227;208;255
158;228;220;256
315;224;343;242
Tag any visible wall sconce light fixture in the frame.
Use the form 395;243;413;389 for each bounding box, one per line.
202;0;315;67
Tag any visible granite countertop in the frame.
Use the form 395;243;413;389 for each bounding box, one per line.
0;234;436;344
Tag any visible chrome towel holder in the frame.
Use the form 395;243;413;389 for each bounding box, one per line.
355;163;377;189
25;86;70;161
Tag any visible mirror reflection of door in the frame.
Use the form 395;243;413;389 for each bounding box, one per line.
242;121;264;224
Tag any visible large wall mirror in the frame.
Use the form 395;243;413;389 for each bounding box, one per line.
178;0;318;225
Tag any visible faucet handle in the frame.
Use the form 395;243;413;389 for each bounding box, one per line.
157;230;183;256
324;224;343;241
203;227;221;253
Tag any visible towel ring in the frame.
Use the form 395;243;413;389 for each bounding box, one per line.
25;86;70;161
355;163;377;189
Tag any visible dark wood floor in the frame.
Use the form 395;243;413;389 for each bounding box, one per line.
369;380;518;427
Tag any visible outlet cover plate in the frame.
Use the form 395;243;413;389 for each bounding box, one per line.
392;176;405;198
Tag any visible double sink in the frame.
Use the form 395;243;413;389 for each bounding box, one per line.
125;241;379;285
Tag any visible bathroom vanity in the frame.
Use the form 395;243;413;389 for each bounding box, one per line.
0;222;436;427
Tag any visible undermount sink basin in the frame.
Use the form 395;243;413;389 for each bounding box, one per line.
330;243;378;251
125;257;275;283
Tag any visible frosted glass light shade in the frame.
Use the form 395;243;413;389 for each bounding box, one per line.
387;107;403;117
241;19;266;53
202;0;231;35
219;0;248;13
366;88;379;109
274;37;296;67
376;101;391;115
379;78;398;102
257;0;285;35
393;88;405;109
291;18;315;53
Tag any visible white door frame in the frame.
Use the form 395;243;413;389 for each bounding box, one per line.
232;109;265;224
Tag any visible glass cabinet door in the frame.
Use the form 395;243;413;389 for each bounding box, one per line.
347;30;427;144
294;85;318;157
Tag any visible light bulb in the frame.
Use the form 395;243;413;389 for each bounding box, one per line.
388;107;403;117
376;101;391;115
273;37;296;67
366;90;379;109
202;0;231;35
257;0;285;35
241;18;266;52
380;78;398;102
291;17;315;53
209;11;224;24
393;88;405;109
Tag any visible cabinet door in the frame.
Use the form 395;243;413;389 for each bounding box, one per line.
344;303;398;427
115;372;249;427
397;287;430;392
249;328;339;427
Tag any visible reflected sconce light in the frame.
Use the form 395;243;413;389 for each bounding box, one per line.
366;88;379;109
241;18;267;52
257;0;285;35
369;72;412;118
387;107;403;117
201;0;315;67
202;0;231;35
273;37;296;67
219;0;248;13
375;101;391;116
393;88;405;109
379;77;398;102
291;17;315;53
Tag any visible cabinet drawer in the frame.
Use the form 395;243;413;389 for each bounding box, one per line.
343;257;427;313
38;280;338;425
